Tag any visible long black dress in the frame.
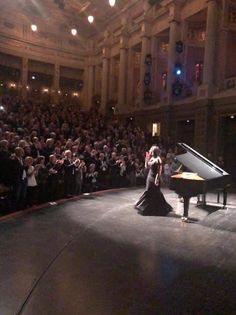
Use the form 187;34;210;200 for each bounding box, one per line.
135;158;172;216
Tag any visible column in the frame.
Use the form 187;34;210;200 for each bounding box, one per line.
21;57;28;100
109;57;116;100
203;0;218;86
167;20;179;103
81;65;89;110
197;0;218;98
118;48;127;112
150;36;158;103
217;28;228;91
87;64;94;109
139;35;151;107
53;64;60;103
101;56;109;113
127;48;135;108
94;65;100;95
183;20;189;78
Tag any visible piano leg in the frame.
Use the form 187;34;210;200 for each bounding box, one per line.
197;194;206;206
183;197;190;218
203;194;206;205
223;188;227;208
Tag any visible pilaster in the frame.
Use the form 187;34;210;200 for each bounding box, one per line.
139;19;151;108
166;13;181;104
101;47;110;114
87;57;95;109
127;48;135;109
198;0;219;98
118;29;129;113
109;57;116;100
53;63;60;103
21;57;28;100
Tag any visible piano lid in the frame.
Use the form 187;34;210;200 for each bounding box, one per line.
175;143;229;180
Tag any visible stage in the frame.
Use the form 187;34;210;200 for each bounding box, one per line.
0;188;236;315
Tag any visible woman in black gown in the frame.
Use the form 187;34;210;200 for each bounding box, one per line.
135;146;172;216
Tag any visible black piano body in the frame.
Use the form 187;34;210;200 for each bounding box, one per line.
170;143;231;219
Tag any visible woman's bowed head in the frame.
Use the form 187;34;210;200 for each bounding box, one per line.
145;146;161;169
149;145;160;157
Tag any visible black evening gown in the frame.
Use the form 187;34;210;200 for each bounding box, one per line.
135;160;172;216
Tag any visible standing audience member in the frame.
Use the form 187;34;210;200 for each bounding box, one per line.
63;150;76;197
97;152;108;189
84;163;99;192
35;156;48;203
108;152;119;188
25;156;37;206
74;158;86;195
0;140;10;185
47;154;60;202
10;147;27;210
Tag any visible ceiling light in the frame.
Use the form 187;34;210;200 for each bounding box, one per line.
31;24;37;32
109;0;116;7
32;75;36;80
71;28;77;36
88;15;94;24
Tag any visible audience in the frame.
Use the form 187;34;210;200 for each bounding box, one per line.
0;95;177;212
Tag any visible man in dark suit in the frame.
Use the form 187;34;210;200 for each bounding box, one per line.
63;150;76;197
0;140;10;185
10;147;27;210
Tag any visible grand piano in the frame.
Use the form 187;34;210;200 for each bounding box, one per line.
170;143;230;220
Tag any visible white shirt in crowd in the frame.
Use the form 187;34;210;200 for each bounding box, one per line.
27;165;37;187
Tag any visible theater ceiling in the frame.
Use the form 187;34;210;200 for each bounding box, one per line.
1;0;132;38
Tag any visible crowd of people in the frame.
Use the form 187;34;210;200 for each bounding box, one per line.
0;95;179;213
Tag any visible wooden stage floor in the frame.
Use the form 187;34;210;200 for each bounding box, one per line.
0;188;236;315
